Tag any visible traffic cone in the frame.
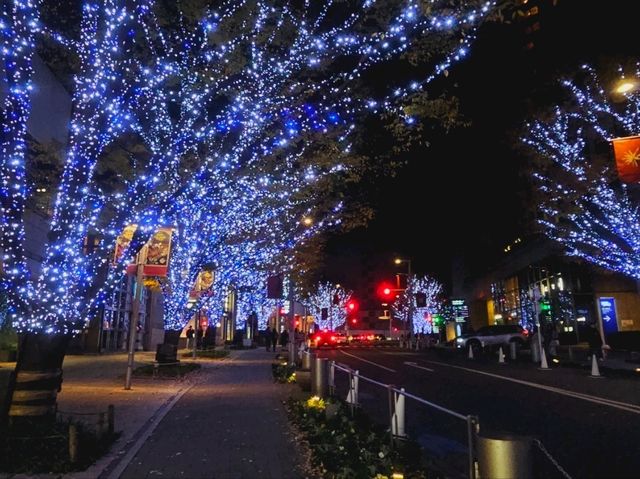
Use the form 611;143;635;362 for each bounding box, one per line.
498;347;505;364
468;346;474;360
538;347;550;370
590;354;603;378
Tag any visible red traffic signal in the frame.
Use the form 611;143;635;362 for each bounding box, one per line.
377;282;394;300
351;318;357;324
346;299;358;312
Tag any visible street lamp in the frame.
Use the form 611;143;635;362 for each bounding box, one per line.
393;257;413;335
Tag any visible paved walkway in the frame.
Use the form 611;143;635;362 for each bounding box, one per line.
118;348;302;479
0;349;301;479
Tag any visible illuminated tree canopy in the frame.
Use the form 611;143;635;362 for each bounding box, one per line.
1;0;495;335
524;65;640;280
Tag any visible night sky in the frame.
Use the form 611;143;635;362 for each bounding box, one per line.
323;0;640;300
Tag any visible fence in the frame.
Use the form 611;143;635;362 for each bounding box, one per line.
300;350;571;479
329;359;479;479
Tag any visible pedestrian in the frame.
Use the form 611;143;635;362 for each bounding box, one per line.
265;328;272;351
280;329;289;349
186;325;195;349
271;327;279;352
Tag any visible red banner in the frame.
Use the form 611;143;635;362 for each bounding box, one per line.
142;227;173;277
612;135;640;183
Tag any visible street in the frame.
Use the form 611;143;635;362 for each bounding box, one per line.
316;345;640;478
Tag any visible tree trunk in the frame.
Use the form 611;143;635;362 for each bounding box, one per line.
6;333;69;424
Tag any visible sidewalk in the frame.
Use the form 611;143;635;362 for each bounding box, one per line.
118;347;302;479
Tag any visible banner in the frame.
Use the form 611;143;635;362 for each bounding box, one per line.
142;227;173;277
113;224;138;266
612;135;640;183
189;269;215;300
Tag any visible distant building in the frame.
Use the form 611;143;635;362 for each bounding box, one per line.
456;235;640;344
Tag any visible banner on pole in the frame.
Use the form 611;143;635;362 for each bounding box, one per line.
612;135;640;183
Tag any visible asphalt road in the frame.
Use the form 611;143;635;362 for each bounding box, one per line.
315;346;640;478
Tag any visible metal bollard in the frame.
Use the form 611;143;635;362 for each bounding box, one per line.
301;351;311;370
311;356;328;398
509;341;517;361
69;423;78;463
476;432;532;479
328;360;335;395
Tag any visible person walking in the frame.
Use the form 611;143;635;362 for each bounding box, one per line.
271;327;279;352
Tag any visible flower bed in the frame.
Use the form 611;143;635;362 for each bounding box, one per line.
288;396;434;479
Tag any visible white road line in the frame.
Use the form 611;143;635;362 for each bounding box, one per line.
339;350;397;372
404;361;434;372
424;360;640;415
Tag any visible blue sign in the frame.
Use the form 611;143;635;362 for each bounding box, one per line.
598;297;619;335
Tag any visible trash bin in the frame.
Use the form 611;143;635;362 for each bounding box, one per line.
477;432;532;479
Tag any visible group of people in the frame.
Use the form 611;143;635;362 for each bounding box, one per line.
265;327;289;352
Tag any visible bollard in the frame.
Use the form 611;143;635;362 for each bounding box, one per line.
301;351;311;370
476;432;533;479
531;338;540;363
311;356;328;398
108;404;115;435
346;370;359;406
498;347;506;364
69;423;78;463
509;341;517;361
328;360;335;395
391;388;406;438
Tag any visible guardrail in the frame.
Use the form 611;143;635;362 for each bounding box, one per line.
297;349;572;479
329;360;479;479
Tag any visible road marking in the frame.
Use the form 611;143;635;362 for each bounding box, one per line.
424;360;640;415
404;361;434;372
339;350;397;372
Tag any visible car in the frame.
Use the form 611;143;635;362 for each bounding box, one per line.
310;330;339;348
455;324;529;354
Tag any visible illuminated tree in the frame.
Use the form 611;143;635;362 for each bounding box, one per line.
392;274;442;334
524;65;640;279
306;282;351;330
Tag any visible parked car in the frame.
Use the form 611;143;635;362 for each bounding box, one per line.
455;324;529;354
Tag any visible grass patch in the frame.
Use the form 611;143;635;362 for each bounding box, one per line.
181;349;230;359
288;397;436;479
133;362;200;378
0;419;120;474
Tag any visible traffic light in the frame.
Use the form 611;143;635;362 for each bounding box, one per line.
415;292;427;308
351;318;357;325
346;299;358;312
267;274;283;299
377;282;394;301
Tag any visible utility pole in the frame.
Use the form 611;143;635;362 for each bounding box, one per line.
124;245;147;390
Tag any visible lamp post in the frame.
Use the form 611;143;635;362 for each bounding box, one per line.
394;258;413;336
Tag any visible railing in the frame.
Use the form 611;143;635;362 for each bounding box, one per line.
329;360;479;479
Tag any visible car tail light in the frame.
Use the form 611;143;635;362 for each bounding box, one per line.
330;335;336;342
